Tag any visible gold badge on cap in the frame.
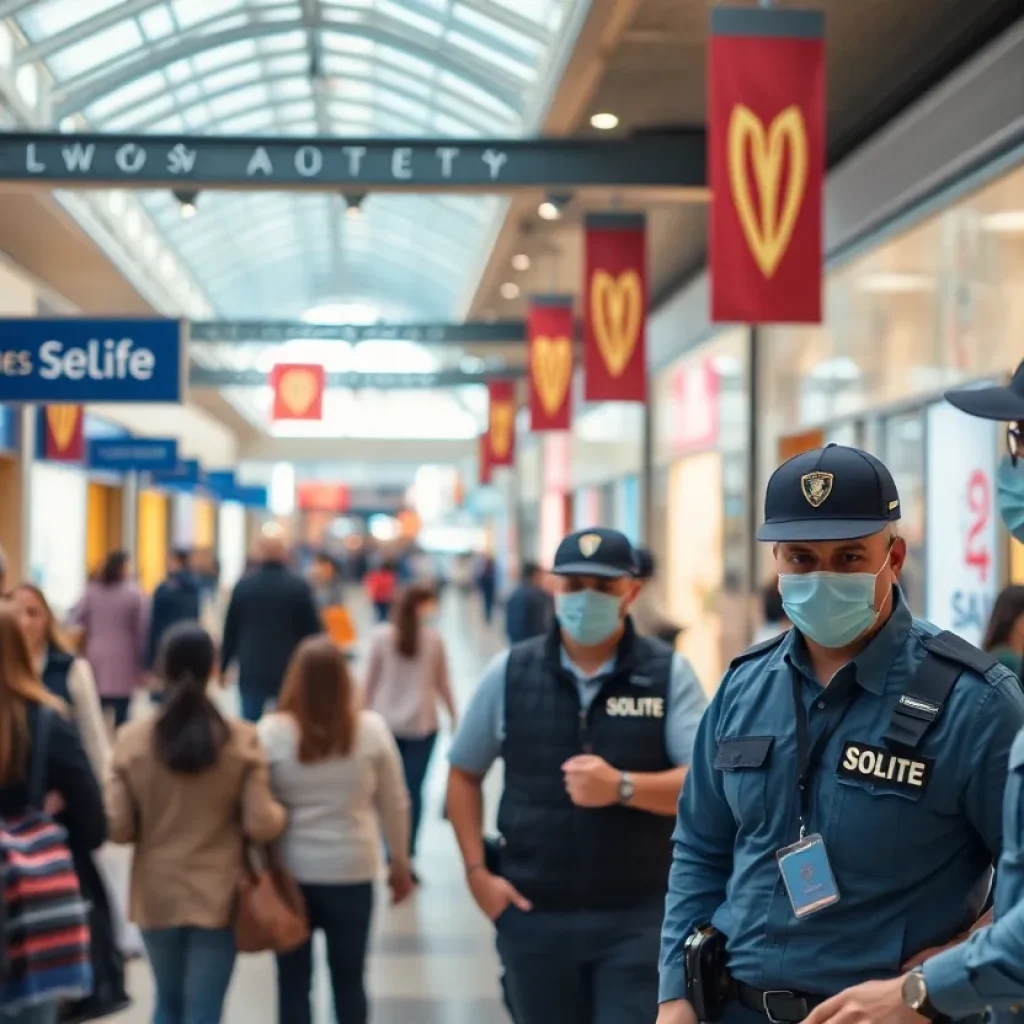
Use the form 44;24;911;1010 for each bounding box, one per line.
801;471;833;508
579;533;602;558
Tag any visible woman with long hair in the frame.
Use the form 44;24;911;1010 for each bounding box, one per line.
983;584;1024;672
71;550;146;729
364;583;457;875
259;636;413;1024
106;622;286;1024
0;602;107;1023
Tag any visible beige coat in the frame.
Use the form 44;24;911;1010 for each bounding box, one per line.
106;717;286;930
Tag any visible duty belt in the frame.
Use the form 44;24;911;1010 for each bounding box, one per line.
735;981;826;1024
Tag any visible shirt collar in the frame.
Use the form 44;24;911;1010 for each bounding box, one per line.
784;586;912;696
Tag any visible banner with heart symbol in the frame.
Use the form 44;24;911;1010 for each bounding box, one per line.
584;213;647;402
528;296;574;432
41;404;84;461
478;431;493;486
709;6;824;324
270;363;325;421
487;380;516;467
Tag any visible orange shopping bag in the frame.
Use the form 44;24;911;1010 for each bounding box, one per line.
323;605;356;647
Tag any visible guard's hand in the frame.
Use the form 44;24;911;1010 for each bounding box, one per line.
656;999;698;1024
562;754;620;808
804;977;925;1024
466;868;532;922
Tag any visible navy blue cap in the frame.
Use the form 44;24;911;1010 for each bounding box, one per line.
551;528;637;578
757;443;901;542
945;361;1024;421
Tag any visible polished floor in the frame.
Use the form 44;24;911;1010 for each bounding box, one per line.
110;586;509;1023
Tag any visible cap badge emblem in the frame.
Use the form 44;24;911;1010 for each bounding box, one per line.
801;471;833;508
579;533;602;558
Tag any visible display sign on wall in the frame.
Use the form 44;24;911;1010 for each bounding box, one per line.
297;482;351;513
584;213;647;402
270;363;325;421
670;360;720;453
41;404;84;462
0;319;186;402
527;295;573;432
708;7;825;324
88;437;179;472
925;402;998;646
487;381;516;467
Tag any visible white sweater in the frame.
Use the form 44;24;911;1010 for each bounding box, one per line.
257;710;411;884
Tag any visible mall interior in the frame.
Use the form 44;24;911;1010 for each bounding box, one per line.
0;1;1024;1022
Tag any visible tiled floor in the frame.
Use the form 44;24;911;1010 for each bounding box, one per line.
111;586;510;1023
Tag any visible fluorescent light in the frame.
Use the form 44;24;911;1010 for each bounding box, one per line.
590;112;619;131
500;282;520;300
538;200;562;221
857;272;934;294
983;210;1024;234
511;253;531;271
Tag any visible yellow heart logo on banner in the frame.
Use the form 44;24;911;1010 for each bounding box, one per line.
278;368;319;417
531;336;572;417
46;405;78;452
727;103;808;279
490;401;514;460
591;269;642;379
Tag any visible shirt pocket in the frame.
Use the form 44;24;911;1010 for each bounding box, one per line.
715;736;773;832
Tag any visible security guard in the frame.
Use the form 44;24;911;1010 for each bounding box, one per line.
799;377;1024;1024
447;527;707;1024
658;444;1024;1024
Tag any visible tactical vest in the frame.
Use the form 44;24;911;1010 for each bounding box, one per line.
496;621;675;911
42;648;74;703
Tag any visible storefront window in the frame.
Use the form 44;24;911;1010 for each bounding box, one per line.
881;411;926;616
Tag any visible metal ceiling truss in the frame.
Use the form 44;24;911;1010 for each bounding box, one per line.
189;319;526;343
191;368;523;388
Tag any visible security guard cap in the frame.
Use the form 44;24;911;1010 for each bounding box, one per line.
757;443;901;542
944;360;1024;421
551;527;637;578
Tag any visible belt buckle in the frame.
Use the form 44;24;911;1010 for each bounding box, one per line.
762;990;802;1024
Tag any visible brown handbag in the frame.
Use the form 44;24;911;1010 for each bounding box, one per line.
235;845;309;955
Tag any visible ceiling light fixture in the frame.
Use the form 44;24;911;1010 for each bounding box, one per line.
857;272;934;294
344;192;367;218
538;200;562;221
500;282;520;300
590;112;619;131
511;253;530;271
983;210;1024;234
172;189;199;219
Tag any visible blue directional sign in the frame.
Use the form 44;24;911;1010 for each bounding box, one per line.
89;437;179;473
0;318;186;403
234;485;268;510
151;458;203;489
206;470;237;500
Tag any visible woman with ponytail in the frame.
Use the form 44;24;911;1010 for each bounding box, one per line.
106;622;285;1024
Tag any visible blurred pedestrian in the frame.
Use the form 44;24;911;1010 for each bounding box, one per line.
259;636;413;1024
364;561;398;623
504;562;554;645
983;585;1024;673
630;549;684;646
144;548;202;680
477;554;497;624
752;576;791;644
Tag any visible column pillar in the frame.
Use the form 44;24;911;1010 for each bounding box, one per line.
122;471;139;566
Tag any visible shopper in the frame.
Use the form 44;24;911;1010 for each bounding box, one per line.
365;561;398;622
504;562;554;644
0;602;107;1023
106;622;286;1024
258;636;414;1024
630;548;684;646
71;551;146;729
365;583;457;873
752;576;792;644
144;548;202;674
983;585;1024;673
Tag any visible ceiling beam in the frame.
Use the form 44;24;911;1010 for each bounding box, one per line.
190;368;522;389
189;320;527;344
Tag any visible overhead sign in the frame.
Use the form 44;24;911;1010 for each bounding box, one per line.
190;320;526;344
40;404;83;462
151;458;203;489
271;363;324;422
528;296;573;432
0;318;185;403
297;482;351;513
234;485;269;510
88;437;179;473
0;132;706;192
205;470;237;500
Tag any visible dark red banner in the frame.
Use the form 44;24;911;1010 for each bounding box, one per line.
479;432;493;485
709;6;825;324
43;405;83;461
487;381;516;467
270;363;325;421
297;482;350;513
528;296;574;432
584;213;647;402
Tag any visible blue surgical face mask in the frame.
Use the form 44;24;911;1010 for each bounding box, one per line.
997;455;1024;543
556;589;623;646
778;554;892;649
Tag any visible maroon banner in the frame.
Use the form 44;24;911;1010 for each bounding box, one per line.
487;381;516;467
479;432;493;485
44;405;84;462
709;6;825;324
528;296;573;432
270;363;325;421
584;213;647;402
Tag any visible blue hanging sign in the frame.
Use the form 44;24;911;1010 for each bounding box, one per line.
89;437;179;472
0;318;186;403
234;485;268;509
206;470;237;500
0;405;16;451
151;458;203;489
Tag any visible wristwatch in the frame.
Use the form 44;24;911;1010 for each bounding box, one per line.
618;771;635;804
902;969;940;1021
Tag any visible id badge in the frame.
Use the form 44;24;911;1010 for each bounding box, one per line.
776;833;840;918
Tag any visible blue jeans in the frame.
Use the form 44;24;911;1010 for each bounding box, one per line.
142;926;236;1024
239;690;267;723
1;1004;57;1024
276;882;374;1024
102;696;131;728
495;903;661;1024
395;732;437;858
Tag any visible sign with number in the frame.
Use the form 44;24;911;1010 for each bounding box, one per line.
925;401;998;646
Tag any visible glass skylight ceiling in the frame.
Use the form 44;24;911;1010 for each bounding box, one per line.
7;0;585;436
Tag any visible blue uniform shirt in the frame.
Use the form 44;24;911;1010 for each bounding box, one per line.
659;589;1024;1005
923;723;1024;1019
448;644;707;775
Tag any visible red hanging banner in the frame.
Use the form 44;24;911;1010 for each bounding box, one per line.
487;381;516;467
528;296;574;432
479;432;493;485
709;6;825;324
43;405;84;462
270;363;325;421
584;213;647;402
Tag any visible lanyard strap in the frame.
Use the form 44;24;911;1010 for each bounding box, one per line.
790;672;860;838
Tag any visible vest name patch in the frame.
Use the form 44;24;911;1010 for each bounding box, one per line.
606;696;665;718
837;741;932;793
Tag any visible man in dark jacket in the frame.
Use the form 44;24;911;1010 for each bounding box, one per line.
145;548;202;672
504;561;554;644
220;531;322;722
